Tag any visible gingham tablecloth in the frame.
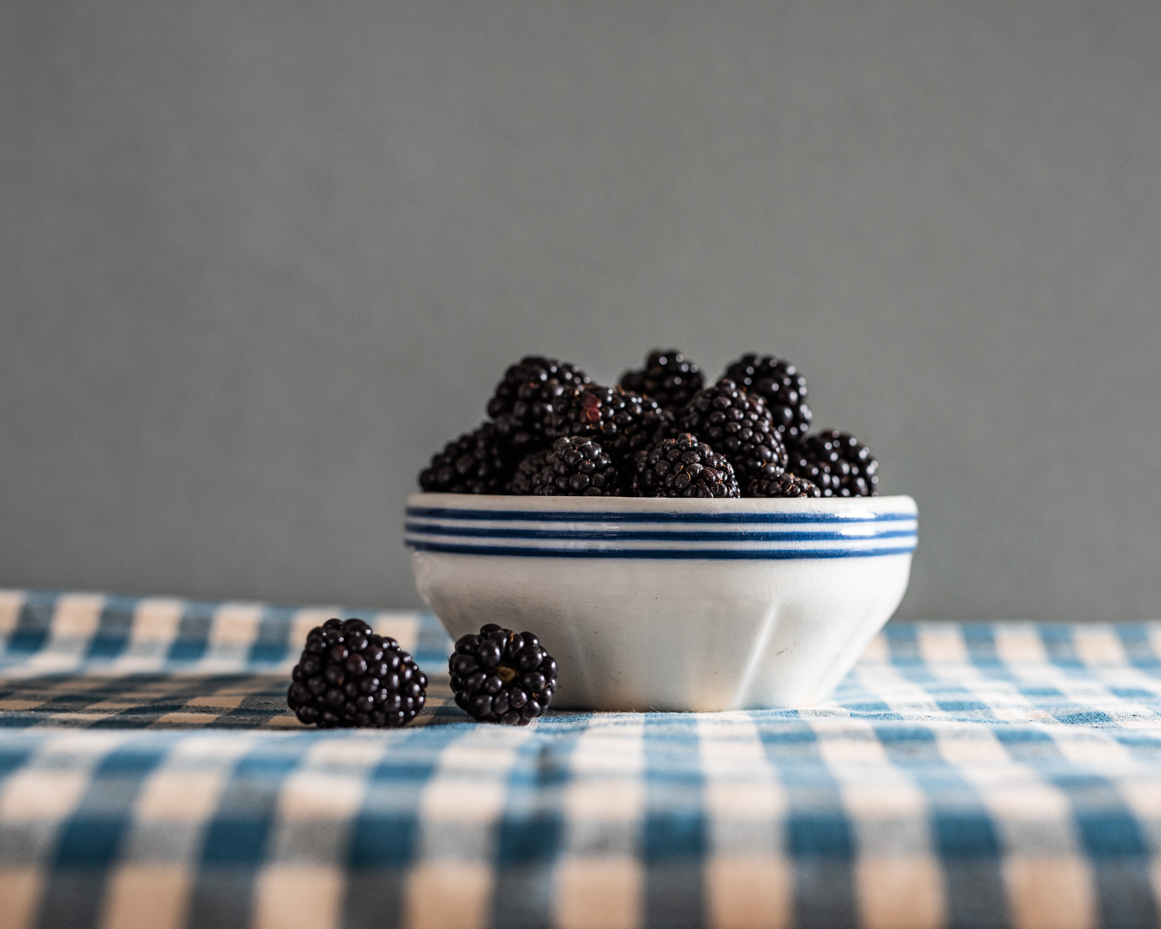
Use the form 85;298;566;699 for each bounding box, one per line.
3;590;1161;929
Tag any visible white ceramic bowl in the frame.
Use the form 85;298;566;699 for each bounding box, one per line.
406;492;917;712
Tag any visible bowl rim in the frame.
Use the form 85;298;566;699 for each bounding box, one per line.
407;492;916;515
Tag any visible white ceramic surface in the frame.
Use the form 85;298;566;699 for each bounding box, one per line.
406;493;917;711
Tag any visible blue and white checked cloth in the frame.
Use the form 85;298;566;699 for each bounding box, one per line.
3;589;1161;929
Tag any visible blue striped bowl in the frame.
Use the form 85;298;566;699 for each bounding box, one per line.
406;493;917;711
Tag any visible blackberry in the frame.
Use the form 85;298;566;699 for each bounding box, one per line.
788;430;879;497
677;380;787;483
546;386;671;462
449;624;558;725
506;449;551;495
487;357;590;454
722;354;812;442
814;430;879;497
783;442;841;495
634;433;740;498
287;618;428;728
618;349;705;413
531;436;619;496
419;422;514;494
748;472;821;498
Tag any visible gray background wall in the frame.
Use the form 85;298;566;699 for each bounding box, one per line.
2;2;1160;620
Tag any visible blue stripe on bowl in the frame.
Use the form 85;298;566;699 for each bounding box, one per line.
403;521;917;544
405;506;914;525
404;539;917;559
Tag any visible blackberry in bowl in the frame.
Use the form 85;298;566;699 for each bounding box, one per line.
677;380;788;485
748;472;822;498
722;354;812;442
633;433;740;498
419;423;515;495
506;449;551;495
529;436;620;496
787;430;879;497
546;385;671;464
618;349;705;413
487;356;590;455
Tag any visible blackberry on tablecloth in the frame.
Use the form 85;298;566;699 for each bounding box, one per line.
288;618;428;728
449;624;558;725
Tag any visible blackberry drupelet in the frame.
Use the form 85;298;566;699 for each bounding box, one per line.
722;354;812;442
419;422;515;494
677;380;787;483
506;449;551;495
634;433;740;498
531;436;619;496
449;624;558;725
798;430;879;497
287;618;428;728
487;356;590;454
748;472;821;498
618;349;705;413
546;386;671;462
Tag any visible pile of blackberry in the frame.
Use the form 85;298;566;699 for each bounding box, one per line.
287;619;428;728
418;348;879;498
